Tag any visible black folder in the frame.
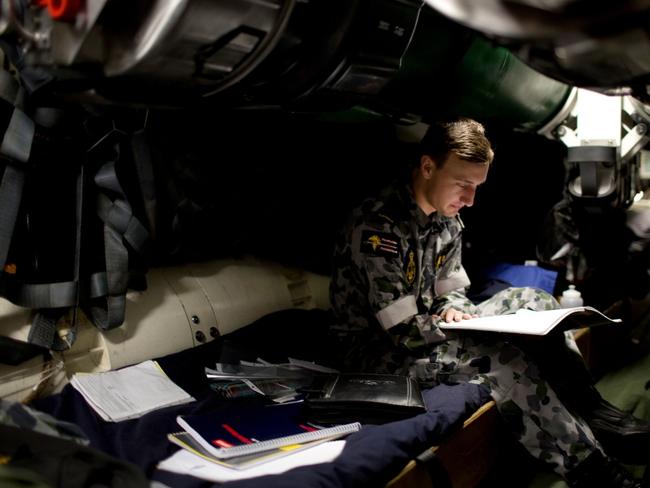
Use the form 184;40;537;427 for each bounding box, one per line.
304;373;426;425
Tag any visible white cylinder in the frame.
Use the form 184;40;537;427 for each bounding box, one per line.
559;284;584;308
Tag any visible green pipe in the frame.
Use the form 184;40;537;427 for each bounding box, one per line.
379;9;573;132
452;37;573;131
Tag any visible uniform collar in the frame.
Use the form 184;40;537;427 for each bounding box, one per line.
398;183;445;230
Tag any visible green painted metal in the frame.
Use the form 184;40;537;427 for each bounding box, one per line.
452;37;572;131
379;8;573;132
303;8;574;133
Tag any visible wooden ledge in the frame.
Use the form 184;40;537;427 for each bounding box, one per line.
387;401;499;488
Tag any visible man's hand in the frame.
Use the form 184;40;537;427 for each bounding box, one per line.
441;308;477;323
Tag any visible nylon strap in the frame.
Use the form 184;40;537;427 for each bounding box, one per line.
4;280;77;308
0;73;33;271
85;126;149;331
27;310;73;351
130;128;157;238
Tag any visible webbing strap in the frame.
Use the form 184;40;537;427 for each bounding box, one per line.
130;130;157;238
86;294;127;332
27;309;74;351
104;225;129;291
0;71;75;352
0;71;19;105
89;271;107;298
25;106;84;352
96;196;149;252
0;73;34;271
0;167;25;269
85;130;149;331
2;108;34;163
0;105;153;346
4;280;78;308
24;159;85;350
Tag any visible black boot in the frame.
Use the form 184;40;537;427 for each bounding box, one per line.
567;451;645;488
583;398;650;465
519;335;650;464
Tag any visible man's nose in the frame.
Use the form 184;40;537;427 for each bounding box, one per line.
461;188;475;207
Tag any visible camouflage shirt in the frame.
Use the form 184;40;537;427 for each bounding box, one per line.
330;181;476;365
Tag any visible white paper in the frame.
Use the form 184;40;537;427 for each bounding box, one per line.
157;440;346;482
71;360;194;422
438;306;620;335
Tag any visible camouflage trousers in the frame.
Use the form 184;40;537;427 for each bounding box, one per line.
0;398;88;444
410;287;603;477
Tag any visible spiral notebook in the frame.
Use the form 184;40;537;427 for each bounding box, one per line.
176;402;360;459
168;431;335;469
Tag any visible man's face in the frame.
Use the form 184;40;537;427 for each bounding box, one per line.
419;153;489;217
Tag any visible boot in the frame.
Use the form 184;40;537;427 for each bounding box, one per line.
520;335;650;464
567;451;646;488
582;398;650;465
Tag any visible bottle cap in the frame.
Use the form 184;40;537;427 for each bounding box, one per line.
562;284;581;298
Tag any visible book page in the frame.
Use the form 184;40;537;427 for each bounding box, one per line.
438;306;620;335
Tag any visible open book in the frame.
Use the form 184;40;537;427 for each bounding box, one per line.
176;401;360;459
438;306;621;336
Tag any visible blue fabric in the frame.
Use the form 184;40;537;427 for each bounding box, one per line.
216;383;491;488
483;263;558;294
32;340;236;477
33;338;491;487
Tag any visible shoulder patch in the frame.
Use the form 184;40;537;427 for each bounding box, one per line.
360;230;399;257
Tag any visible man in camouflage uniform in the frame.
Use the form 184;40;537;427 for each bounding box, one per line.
330;118;649;487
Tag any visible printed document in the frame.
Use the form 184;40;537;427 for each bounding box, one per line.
71;360;194;422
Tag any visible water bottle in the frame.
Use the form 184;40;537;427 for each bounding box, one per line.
560;284;584;308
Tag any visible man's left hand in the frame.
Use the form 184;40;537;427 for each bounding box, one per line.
442;308;477;323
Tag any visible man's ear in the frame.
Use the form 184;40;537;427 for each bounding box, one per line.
420;155;435;179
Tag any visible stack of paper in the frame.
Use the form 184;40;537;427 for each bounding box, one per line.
163;400;359;479
70;360;194;422
167;430;336;470
205;358;339;403
158;440;346;483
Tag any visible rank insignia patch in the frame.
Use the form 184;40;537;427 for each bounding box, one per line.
435;243;454;270
360;231;399;257
405;248;416;286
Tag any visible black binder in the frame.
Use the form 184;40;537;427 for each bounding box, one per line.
304;373;426;425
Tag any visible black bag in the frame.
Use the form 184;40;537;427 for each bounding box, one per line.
304;373;426;425
0;66;153;351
